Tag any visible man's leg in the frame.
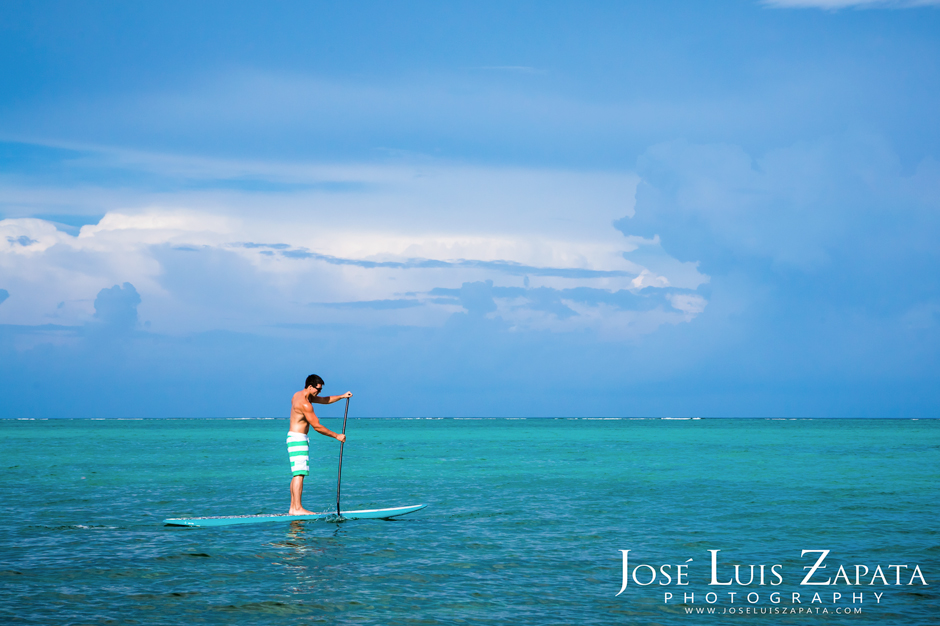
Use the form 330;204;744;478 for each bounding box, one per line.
287;432;312;514
289;475;313;515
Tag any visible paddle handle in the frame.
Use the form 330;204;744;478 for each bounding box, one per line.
336;396;350;515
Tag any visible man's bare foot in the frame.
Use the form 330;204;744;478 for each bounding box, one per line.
288;507;316;516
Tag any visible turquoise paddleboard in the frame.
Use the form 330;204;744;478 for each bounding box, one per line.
163;504;428;527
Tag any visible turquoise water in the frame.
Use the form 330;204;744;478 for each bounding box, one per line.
1;418;938;624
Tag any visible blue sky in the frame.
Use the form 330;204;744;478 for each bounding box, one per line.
1;0;938;417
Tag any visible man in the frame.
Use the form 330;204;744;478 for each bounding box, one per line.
287;374;352;515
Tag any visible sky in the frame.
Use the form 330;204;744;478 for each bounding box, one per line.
1;0;938;417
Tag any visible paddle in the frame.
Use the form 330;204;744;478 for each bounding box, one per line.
335;396;350;516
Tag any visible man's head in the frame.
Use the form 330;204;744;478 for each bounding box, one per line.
305;374;324;395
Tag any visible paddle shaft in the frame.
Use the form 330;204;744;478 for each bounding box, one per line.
335;397;350;515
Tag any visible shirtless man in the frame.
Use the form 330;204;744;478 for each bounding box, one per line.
287;374;352;515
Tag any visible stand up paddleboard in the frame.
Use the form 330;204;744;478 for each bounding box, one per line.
163;503;427;527
163;397;427;528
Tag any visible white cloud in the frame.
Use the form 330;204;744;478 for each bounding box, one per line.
0;154;709;337
667;293;709;320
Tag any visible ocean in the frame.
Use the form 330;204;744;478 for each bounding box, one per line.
1;417;937;624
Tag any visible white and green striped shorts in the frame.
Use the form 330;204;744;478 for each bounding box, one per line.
286;432;310;476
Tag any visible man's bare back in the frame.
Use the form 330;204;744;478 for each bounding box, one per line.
287;376;352;515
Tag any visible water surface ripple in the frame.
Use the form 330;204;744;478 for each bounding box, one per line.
0;418;937;624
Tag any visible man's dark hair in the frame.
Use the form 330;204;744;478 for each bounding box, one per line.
305;374;324;389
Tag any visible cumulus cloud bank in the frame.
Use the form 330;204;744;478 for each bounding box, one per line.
1;133;937;417
0;155;708;340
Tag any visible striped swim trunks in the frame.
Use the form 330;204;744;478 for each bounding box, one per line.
286;432;310;476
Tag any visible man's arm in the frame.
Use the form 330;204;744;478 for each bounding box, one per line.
303;407;346;443
311;391;353;405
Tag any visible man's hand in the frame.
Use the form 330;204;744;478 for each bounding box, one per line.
340;391;353;399
337;433;346;443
